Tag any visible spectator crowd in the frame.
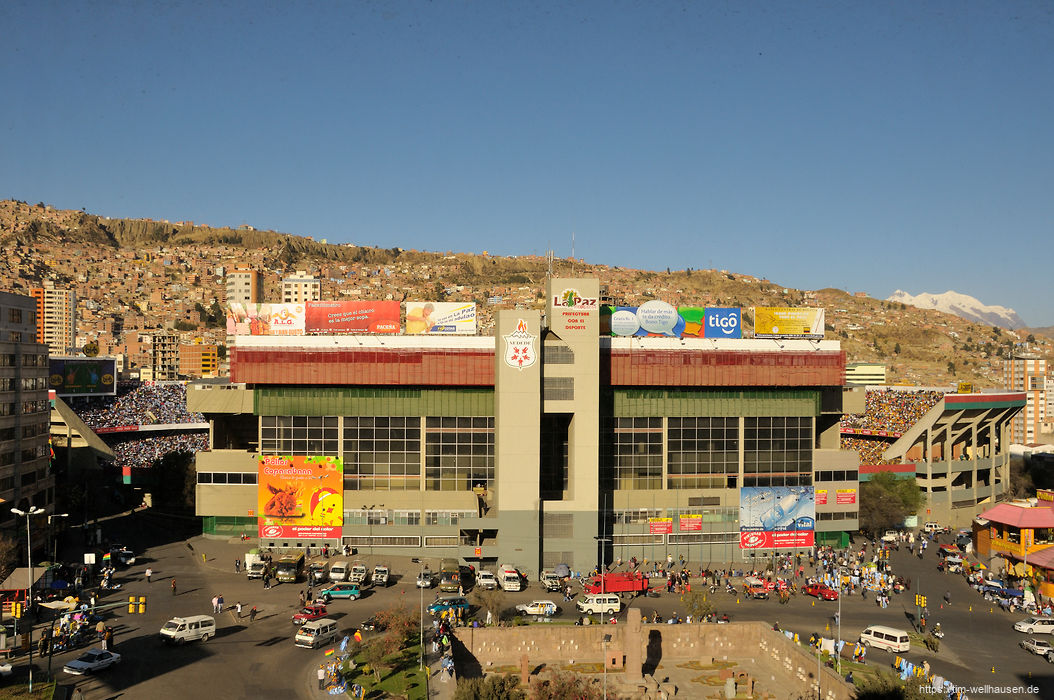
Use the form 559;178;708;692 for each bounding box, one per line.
110;433;209;470
77;381;204;429
840;389;945;465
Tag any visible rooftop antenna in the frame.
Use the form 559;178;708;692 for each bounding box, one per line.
546;249;554;279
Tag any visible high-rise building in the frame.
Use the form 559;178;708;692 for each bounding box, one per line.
225;267;262;305
281;271;321;304
1003;352;1048;444
152;333;180;380
30;281;77;354
179;342;220;378
0;292;55;542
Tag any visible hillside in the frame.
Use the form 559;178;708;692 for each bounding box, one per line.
1;199;1050;387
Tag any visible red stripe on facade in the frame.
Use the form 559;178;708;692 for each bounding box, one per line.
230;348;495;386
607;350;845;387
859;463;916;473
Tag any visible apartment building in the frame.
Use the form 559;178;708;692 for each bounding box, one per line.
0;292;55;547
30;281;77;355
1003;352;1048;444
281;271;321;304
152;333;180;381
225;267;262;305
179;342;220;379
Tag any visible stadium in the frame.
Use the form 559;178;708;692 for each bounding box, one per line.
189;278;865;576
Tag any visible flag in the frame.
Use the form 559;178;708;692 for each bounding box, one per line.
102;553;111;561
324;648;335;656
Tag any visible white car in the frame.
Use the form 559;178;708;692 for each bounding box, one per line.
1015;617;1054;635
416;570;435;588
1020;638;1054;656
64;649;121;675
476;571;498;590
515;600;558;617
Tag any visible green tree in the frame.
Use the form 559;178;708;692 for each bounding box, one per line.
454;675;525;700
472;587;507;624
373;604;419;647
529;671;611;699
893;343;901;355
858;473;922;534
853;670;930;699
360;639;388;682
946;362;956;375
174;319;198;331
681;590;714;621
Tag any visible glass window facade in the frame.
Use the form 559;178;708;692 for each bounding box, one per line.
343;417;421;491
260;416;339;455
667;416;739;489
424;417;495;491
612;417;663;490
743;416;813;487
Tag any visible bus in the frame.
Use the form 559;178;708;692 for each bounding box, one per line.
439;558;461;593
275;553;305;583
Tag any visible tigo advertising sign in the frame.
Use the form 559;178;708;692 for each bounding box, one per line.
753;307;825;339
739;486;815;549
704;308;742;338
304;301;400;334
603;304;743;339
258;455;343;539
405;302;477;335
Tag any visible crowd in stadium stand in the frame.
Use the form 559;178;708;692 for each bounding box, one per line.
111;434;209;470
77;381;204;429
840;389;946;465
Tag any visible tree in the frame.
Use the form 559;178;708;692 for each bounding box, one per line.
472;587;507;624
373;604;419;647
853;670;930;699
946;362;956;376
454;675;525;700
859;482;907;535
361;639;389;682
681;590;714;621
529;671;611;700
893;343;901;355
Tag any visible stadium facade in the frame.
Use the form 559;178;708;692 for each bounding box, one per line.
190;278;865;575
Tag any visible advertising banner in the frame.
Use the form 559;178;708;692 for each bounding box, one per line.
405;302;477;335
603;304;743;339
304;301;400;334
836;489;857;505
49;358;117;396
753;307;825;339
226;303;306;336
679;514;703;532
739;486;815;549
704;308;742;339
649;517;673;534
815;489;828;505
257;455;344;539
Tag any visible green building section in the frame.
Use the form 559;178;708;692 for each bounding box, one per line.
255;387;495;417
610;389;822;417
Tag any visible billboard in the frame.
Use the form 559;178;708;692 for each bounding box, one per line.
257;455;344;539
304;301;400;334
679;514;702;531
49;358;117;396
739;486;815;549
753;307;825;339
226;303;306;336
648;517;673;534
603;304;742;338
405;302;477;335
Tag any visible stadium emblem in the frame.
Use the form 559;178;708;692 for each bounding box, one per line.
503;319;537;370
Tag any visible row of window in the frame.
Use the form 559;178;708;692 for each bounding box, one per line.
814;470;860;482
197;472;258;484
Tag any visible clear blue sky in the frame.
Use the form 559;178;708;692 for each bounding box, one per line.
4;1;1052;324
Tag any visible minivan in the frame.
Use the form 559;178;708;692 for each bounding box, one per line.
576;594;621;615
923;521;941;533
329;561;350;582
1015;617;1054;635
295;618;339;648
160;615;216;644
859;625;910;653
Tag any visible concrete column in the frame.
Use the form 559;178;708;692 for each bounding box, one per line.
623;606;643;683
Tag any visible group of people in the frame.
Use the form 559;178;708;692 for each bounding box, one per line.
77;381;204;429
840;389;946;464
109;433;209;470
37;611;104;655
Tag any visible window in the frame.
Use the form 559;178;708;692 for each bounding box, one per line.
424;510;475;526
393;510;421;526
343;416;421;491
667;417;739;489
260;416;339;455
611;417;662;490
743;417;813;487
424;417;494;491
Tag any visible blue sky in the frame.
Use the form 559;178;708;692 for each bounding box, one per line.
4;1;1052;324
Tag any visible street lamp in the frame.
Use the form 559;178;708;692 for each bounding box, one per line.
595;534;612;699
11;506;45;693
362;504;384;558
48;513;69;562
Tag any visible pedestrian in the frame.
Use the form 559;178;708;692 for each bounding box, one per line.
145;567;152;583
250;606;258;623
171;578;177;596
299;590;306;606
264;574;270;590
944;590;951;605
212;596;219;613
235;559;241;573
217;594;224;612
236;601;243;618
318;664;326;690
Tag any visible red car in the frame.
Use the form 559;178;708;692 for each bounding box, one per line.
292;604;328;625
801;583;839;601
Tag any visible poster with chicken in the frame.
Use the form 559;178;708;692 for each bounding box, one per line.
257;455;343;539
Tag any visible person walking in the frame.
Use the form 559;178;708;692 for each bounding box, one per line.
217;594;224;612
212;596;219;613
317;664;326;690
249;606;258;623
236;601;243;618
235;559;241;573
145;567;152;583
171;578;177;596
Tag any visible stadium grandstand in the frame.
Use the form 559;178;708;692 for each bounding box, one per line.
841;386;1025;526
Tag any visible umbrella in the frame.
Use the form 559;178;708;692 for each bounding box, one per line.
554;563;570;577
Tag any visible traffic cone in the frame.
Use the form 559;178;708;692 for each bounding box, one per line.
969;605;972;612
736;598;740;604
991;666;995;674
811;600;815;607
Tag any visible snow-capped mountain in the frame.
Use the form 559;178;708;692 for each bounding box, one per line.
887;290;1026;329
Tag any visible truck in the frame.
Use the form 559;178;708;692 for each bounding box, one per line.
245;551;266;580
540;570;563;593
439;558;462;593
498;564;522;592
581;571;650;596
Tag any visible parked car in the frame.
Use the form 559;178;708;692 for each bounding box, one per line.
292;604;329;625
515;600;558;616
801;583;839;600
540;570;563;593
360;614;387;632
416;570;435;589
1020;638;1054;656
1015;617;1054;635
63;649;121;675
427;596;471;616
308;562;330;585
319;582;361;602
372;565;390;587
349;563;369;585
475;570;498;590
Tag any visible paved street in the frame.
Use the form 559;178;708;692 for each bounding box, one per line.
13;516;1052;699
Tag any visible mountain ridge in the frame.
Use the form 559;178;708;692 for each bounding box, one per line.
887;289;1026;330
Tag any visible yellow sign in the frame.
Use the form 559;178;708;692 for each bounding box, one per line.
753;307;825;339
957;382;973;394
